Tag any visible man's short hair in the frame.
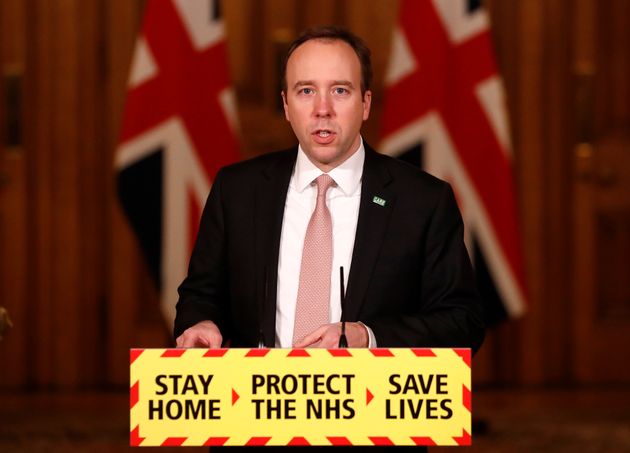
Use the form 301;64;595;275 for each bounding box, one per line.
281;25;373;96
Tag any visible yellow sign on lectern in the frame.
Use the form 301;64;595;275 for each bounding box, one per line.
130;348;471;447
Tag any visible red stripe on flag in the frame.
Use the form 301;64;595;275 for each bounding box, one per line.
130;381;139;409
380;69;433;137
380;0;528;318
130;349;144;364
161;349;186;357
204;437;229;446
116;0;241;329
408;4;522;282
127;0;239;178
117;78;173;144
438;90;524;282
455;33;498;82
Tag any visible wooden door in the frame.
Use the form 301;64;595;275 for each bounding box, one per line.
572;0;630;383
0;0;30;389
0;0;154;391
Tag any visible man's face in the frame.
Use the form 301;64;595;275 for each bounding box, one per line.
282;39;372;172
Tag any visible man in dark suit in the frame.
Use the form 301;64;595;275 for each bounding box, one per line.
175;25;483;354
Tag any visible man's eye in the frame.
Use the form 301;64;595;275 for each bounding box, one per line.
300;88;314;95
334;87;348;94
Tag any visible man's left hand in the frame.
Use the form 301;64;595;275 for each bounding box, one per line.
294;322;368;348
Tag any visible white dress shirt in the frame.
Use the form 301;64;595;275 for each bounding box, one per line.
276;140;375;347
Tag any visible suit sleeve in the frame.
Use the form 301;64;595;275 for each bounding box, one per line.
369;183;485;353
173;169;231;340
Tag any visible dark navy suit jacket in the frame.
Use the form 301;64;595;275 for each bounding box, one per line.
175;144;483;452
175;144;484;351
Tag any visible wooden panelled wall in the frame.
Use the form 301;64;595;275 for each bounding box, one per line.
0;0;624;390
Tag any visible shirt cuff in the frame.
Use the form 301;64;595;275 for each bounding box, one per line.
358;322;378;348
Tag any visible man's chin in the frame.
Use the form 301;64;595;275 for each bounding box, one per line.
303;147;342;171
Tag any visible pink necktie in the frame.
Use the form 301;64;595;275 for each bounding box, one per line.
292;174;336;346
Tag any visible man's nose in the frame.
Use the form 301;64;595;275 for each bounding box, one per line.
314;93;333;117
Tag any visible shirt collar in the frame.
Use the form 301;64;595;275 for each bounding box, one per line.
293;138;365;195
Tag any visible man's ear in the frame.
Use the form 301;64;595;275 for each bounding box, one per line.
362;90;372;121
281;91;290;122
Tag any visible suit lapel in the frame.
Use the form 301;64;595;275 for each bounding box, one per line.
254;149;296;346
344;147;395;321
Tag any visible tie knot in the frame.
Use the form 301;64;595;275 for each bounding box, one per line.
315;174;336;196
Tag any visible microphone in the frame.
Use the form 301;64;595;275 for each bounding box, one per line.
338;266;348;348
257;267;268;348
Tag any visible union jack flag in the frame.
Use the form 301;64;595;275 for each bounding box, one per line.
115;0;240;325
380;0;527;322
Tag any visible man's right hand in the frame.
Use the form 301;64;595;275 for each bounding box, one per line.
175;320;223;348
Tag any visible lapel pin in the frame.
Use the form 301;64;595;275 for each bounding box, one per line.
372;196;387;207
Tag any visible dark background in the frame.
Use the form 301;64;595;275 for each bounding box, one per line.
1;0;629;451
